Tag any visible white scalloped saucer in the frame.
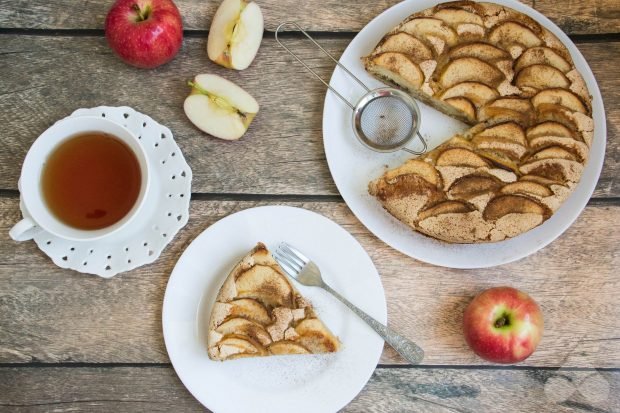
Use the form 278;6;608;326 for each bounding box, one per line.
18;106;192;278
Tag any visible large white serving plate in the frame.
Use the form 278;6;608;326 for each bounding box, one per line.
323;0;606;268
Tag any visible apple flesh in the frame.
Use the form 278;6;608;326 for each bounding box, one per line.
207;0;264;70
463;286;543;364
105;0;183;69
184;74;259;140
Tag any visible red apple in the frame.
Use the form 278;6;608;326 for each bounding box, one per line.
105;0;183;69
463;286;543;364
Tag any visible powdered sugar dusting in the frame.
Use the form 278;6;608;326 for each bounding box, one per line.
164;206;386;412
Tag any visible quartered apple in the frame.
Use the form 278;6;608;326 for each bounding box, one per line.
207;0;264;70
184;74;259;140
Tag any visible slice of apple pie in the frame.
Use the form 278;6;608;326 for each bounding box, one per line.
207;243;341;360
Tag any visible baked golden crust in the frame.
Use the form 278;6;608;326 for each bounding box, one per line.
365;1;593;243
207;243;341;360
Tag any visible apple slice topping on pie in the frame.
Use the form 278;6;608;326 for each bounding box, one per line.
207;243;341;360
364;1;593;243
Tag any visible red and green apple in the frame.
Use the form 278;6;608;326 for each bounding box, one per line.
463;286;544;364
105;0;183;69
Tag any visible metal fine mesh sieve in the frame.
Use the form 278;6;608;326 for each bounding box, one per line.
353;88;423;153
275;22;427;155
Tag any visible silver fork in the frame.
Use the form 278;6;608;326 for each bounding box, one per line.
273;242;424;365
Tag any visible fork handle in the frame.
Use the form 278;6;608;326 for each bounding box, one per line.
321;282;424;365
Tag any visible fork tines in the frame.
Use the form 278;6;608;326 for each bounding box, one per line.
273;242;308;277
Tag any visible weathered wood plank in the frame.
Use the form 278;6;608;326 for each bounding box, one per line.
533;0;620;36
0;36;618;197
1;198;618;367
0;35;340;196
0;366;618;412
4;0;618;35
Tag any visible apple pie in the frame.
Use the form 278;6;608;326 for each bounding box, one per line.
207;243;341;360
365;1;593;243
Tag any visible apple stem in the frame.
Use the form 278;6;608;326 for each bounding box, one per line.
132;3;150;22
495;315;509;328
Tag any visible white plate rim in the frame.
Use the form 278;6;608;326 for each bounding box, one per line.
322;0;606;269
162;205;387;413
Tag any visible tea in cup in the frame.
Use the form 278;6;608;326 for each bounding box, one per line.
10;116;150;241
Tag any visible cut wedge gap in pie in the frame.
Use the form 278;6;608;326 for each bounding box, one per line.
365;1;593;243
208;243;341;360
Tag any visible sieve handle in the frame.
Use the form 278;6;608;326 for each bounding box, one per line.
401;131;428;156
275;22;370;110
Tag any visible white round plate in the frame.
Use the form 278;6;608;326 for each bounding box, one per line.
162;206;387;413
20;106;192;277
323;0;606;268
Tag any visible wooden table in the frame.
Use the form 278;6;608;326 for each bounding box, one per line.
1;1;619;411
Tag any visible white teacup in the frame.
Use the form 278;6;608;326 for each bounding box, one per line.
10;116;151;242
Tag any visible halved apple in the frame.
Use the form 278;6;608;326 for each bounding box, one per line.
207;0;264;70
514;47;571;74
184;74;259;141
439;81;499;107
374;32;433;62
438;57;504;88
